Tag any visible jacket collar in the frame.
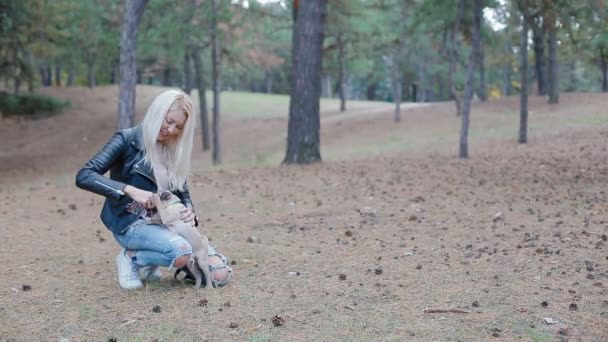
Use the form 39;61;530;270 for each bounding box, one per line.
131;124;145;151
130;124;156;185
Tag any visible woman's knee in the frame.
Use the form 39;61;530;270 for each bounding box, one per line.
173;254;191;268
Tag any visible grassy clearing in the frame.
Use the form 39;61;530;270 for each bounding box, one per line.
189;90;389;120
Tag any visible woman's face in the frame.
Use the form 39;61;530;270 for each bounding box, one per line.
157;108;187;143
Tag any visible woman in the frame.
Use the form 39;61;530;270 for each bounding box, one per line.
76;89;232;290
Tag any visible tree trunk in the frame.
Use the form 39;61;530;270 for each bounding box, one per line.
162;67;172;87
366;80;377;100
117;0;148;130
417;54;427;102
532;24;547;95
337;32;346;112
476;36;487;101
566;59;576;92
87;58;96;88
67;67;75;86
449;0;464;116
502;30;512;96
601;48;608;92
192;49;210;151
547;25;559;104
519;17;529;144
386;54;401;122
283;0;327;164
266;71;273;94
54;65;61;87
210;0;222;164
459;0;481;159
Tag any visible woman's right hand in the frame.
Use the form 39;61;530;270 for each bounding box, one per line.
124;185;155;209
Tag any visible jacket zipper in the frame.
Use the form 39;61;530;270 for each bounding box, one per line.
94;180;125;196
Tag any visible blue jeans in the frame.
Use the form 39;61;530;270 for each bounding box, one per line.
113;219;193;269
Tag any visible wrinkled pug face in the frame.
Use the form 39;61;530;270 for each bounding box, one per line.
159;190;174;201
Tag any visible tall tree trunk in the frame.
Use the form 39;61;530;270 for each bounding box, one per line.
87;58;96;88
386;54;401;122
192;49;210;151
67;67;75;86
519;18;529;144
265;71;273;93
26;50;35;92
117;0;148;130
283;0;327;164
184;48;192;94
162;67;172;87
449;0;464;116
532;24;547;95
366;80;377;100
476;37;487;101
601;48;608;92
566;59;576;92
337;32;346;112
210;0;222;164
54;64;61;87
459;0;481;159
546;25;559;104
417;53;427;102
503;30;512;96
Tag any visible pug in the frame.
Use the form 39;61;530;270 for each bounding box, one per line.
151;191;212;289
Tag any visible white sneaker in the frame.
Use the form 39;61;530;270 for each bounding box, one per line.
142;266;162;281
116;249;143;290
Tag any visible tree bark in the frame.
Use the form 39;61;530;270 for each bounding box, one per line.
601;48;608;92
531;23;547;96
87;57;96;88
386;54;401;122
54;65;61;87
459;0;481;159
117;0;148;130
183;51;193;94
417;54;427;102
546;25;559;104
265;71;273;93
283;0;327;164
210;0;222;164
566;59;576;92
476;38;487;101
503;30;512;96
192;49;210;151
449;0;464;116
519;18;529;144
337;32;346;112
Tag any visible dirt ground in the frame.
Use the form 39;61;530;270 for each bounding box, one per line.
1;86;607;341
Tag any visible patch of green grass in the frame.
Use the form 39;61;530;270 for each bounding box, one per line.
526;327;553;342
78;305;96;321
568;114;607;126
248;332;273;342
190;90;386;120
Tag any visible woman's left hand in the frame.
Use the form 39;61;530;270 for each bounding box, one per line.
180;207;196;226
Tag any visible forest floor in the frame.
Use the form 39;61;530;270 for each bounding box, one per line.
1;86;607;341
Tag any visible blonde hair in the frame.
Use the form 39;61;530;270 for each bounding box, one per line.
141;89;196;191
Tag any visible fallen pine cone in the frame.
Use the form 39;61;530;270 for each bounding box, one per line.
272;315;285;327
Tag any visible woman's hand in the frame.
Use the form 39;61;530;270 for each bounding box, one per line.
180;207;196;226
124;185;155;209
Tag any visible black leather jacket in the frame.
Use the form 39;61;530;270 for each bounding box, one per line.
75;124;194;234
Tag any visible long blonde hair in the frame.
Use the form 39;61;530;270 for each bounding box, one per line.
141;89;196;191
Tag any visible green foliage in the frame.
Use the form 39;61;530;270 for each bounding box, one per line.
0;92;70;118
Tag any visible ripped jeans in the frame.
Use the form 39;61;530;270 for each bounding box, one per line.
113;219;192;269
113;219;233;287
